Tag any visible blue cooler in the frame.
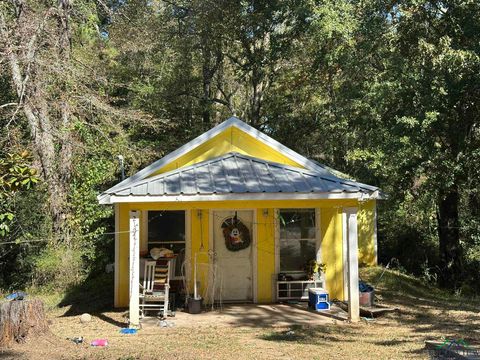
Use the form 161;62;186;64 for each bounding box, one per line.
308;288;330;311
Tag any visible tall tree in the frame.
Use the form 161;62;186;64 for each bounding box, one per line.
342;0;480;288
0;1;139;236
0;0;74;234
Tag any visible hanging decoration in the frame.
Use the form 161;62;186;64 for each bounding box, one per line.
221;212;251;252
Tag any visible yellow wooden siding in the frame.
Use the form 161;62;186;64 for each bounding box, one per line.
358;200;377;266
115;199;377;307
320;208;344;300
120;199;358;212
256;208;275;303
190;209;210;300
148;127;303;177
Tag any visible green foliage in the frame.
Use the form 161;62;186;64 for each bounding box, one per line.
68;155;116;274
0;0;479;295
0;152;39;237
33;244;84;289
0;152;38;194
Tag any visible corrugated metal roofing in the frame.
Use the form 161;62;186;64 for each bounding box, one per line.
106;152;378;197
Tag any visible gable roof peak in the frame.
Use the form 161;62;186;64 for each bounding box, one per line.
97;116;365;203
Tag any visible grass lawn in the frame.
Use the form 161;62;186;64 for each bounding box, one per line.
2;267;479;359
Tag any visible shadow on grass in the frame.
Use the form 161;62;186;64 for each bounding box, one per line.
373;339;409;346
380;295;480;342
58;273;125;327
361;267;480;344
362;266;480;312
0;350;24;359
259;324;355;345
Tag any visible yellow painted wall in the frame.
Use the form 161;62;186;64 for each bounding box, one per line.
119;199;358;211
256;208;275;303
148;127;303;177
320;207;344;300
190;209;210;300
358;200;377;266
115;199;377;307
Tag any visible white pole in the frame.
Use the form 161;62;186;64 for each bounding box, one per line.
345;207;360;322
129;210;140;328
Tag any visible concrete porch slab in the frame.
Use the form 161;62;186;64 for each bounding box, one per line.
140;304;336;329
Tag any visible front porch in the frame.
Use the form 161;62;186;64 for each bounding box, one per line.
119;202;369;327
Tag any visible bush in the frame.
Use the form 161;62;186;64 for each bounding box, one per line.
33;244;84;289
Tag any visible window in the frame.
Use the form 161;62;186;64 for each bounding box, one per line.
148;210;186;278
279;209;317;273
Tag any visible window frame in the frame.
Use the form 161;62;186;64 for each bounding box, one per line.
146;210;187;280
275;208;321;276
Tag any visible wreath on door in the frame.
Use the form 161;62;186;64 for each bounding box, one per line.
221;213;251;252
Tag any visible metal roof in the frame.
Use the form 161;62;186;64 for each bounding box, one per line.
105;152;379;199
98;117;333;202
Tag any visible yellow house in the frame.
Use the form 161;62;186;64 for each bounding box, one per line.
98;117;381;326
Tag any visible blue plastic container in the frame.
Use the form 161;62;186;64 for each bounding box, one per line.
308;288;330;311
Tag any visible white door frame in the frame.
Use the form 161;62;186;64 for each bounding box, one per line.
209;209;257;303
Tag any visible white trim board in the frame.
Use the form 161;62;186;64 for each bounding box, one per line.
106;192;376;204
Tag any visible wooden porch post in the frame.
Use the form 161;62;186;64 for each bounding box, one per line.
129;210;140;328
345;207;360;322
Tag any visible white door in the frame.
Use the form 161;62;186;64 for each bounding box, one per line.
213;210;254;302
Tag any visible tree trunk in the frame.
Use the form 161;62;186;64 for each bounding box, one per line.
1;2;73;237
436;186;463;289
249;71;267;127
0;299;49;347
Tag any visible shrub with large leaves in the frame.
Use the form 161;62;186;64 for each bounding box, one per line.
0;152;39;237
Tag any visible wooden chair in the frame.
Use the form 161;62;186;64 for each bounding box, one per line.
139;259;171;318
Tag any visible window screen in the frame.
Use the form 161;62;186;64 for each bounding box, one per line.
148;211;186;277
279;209;317;273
